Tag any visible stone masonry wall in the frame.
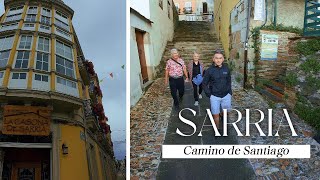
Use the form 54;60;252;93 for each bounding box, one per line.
256;30;299;81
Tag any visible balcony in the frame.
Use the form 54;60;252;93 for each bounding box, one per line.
83;99;100;133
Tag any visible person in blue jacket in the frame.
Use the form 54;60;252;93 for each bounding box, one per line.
203;49;232;134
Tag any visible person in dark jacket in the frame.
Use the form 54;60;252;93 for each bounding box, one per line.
203;50;232;133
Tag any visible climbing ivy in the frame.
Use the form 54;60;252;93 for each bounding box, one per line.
294;102;320;130
300;58;320;73
296;39;320;56
283;72;298;87
261;24;303;35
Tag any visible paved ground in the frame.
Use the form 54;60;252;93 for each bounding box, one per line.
130;76;320;180
156;82;255;180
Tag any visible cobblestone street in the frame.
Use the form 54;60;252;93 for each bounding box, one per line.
130;76;320;179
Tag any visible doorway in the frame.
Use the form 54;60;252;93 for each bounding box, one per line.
11;162;41;180
2;148;50;180
135;30;149;84
203;2;208;14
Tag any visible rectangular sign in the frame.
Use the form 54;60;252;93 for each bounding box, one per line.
254;0;266;21
261;34;279;60
2;105;51;136
162;145;310;159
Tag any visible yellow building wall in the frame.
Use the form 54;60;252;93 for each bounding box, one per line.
214;0;239;59
94;143;104;180
60;125;89;180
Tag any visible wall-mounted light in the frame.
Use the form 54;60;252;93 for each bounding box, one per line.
62;143;68;155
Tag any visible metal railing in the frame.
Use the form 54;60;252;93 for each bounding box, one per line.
179;14;213;22
303;0;320;36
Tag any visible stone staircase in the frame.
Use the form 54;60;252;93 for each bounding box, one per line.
256;77;286;103
160;21;223;71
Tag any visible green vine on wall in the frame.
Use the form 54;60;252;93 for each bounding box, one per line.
261;24;303;35
251;27;261;65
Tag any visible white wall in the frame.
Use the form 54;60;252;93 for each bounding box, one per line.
32;73;50;92
130;0;175;106
55;76;79;97
8;73;28;89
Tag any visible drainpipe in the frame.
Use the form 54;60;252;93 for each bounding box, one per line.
243;0;252;89
273;0;277;27
244;0;268;89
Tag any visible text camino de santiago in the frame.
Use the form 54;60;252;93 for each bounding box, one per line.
184;145;289;157
176;108;298;157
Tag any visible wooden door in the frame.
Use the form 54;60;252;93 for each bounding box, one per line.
203;2;208;13
11;162;41;180
135;30;149;84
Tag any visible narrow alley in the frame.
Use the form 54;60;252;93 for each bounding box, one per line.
130;0;320;179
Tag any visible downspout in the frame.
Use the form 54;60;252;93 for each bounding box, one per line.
243;0;252;89
244;0;268;89
273;0;277;27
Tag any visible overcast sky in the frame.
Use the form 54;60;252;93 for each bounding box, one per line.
0;0;126;160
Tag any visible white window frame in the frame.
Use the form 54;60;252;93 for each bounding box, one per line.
0;23;19;32
27;6;38;14
5;14;22;22
14;51;30;69
0;36;14;51
56;55;74;78
57;76;76;88
25;14;37;22
7;6;23;16
12;72;27;80
41;16;51;25
37;37;50;52
41;7;51;17
55;27;71;40
55;41;73;61
55;10;68;21
18;35;33;50
39;24;51;32
0;51;10;68
23;23;35;28
34;73;49;82
55;18;70;32
35;52;50;72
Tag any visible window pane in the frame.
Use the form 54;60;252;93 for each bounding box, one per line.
15;60;21;68
65;60;73;69
56;64;65;74
66;69;73;78
20;73;26;79
17;51;23;59
12;73;19;79
0;72;4;78
43;53;49;62
0;51;10;68
42;75;48;82
36;61;42;70
22;60;28;68
43;62;48;71
24;51;30;59
35;74;41;81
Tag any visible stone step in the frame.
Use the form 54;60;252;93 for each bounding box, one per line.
264;86;284;99
264;80;285;94
258;89;283;103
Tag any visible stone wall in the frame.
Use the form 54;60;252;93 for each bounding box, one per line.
256;30;299;81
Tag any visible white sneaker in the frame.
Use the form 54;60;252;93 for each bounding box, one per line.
199;94;202;99
194;101;199;106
